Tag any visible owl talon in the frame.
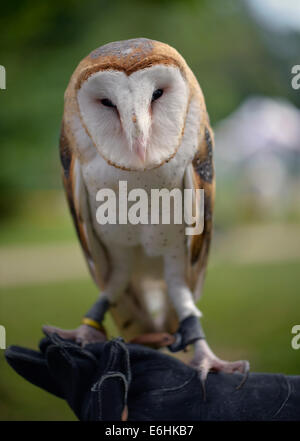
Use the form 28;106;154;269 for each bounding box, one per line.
42;324;107;346
200;377;207;402
190;339;250;398
236;360;250;390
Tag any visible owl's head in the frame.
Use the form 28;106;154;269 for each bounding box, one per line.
67;39;201;171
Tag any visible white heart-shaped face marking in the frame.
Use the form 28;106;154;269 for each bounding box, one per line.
77;65;189;171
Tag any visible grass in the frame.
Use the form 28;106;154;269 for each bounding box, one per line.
0;191;77;247
0;259;299;420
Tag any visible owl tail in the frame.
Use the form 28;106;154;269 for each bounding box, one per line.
109;280;178;342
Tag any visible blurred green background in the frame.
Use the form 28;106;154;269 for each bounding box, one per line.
1;0;300;420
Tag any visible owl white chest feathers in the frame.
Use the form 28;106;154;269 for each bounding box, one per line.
74;96;201;257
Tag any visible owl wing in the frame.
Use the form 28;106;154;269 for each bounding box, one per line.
185;122;215;301
59;125;110;290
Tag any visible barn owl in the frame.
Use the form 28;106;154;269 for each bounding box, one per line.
46;38;249;386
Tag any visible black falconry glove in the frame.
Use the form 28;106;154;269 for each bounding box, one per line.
5;332;300;421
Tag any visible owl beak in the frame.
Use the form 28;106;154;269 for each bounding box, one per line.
125;110;150;164
133;138;147;163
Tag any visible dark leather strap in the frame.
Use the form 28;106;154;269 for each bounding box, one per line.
84;296;110;324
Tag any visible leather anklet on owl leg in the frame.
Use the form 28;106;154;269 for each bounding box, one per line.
168;315;205;352
82;296;110;332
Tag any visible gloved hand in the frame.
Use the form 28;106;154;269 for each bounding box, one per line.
5;332;130;421
5;332;300;421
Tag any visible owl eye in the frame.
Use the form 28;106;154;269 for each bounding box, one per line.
152;89;163;102
101;98;116;108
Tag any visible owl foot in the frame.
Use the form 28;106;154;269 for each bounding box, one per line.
190;339;250;400
42;324;107;346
